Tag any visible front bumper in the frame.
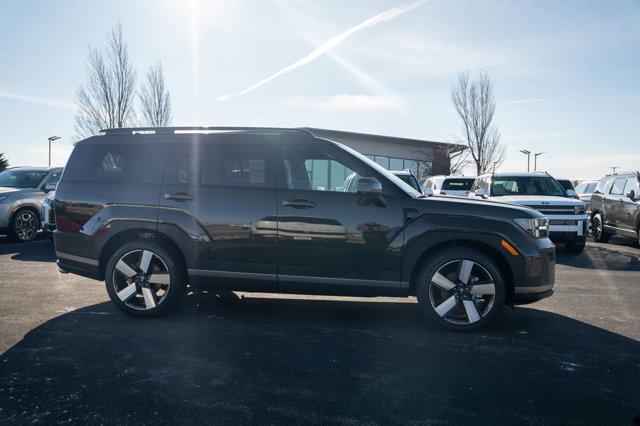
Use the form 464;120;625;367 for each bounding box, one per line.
549;215;588;243
512;239;556;305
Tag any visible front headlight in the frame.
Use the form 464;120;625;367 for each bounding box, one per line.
574;205;586;215
0;195;9;202
514;217;549;239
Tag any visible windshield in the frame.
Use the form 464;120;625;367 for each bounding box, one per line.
491;176;567;197
442;178;473;191
333;142;422;197
0;169;48;188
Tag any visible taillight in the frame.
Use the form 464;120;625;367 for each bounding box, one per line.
55;217;85;232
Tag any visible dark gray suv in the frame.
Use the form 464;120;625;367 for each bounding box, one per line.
54;127;555;330
589;171;640;246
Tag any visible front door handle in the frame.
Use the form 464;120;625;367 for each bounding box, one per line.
281;199;315;209
164;192;194;202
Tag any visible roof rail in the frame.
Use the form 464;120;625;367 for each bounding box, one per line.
100;126;314;137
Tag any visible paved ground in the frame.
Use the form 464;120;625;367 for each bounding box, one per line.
0;235;639;425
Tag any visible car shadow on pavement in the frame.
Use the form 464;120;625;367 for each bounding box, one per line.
0;235;57;263
556;244;640;271
1;292;638;424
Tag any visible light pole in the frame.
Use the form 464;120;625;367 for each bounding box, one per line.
610;166;618;175
534;152;545;171
519;149;531;172
48;136;60;167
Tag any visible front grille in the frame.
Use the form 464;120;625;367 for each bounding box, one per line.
524;205;575;215
549;219;578;226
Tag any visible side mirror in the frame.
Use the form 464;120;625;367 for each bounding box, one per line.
627;190;636;200
566;189;577;198
423;187;434;197
475;188;486;198
357;177;382;194
43;183;56;192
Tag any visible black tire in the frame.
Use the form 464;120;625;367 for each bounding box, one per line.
105;240;186;317
416;247;505;331
591;213;610;243
9;207;39;242
565;241;586;254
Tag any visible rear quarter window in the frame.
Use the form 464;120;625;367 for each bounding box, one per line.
64;143;165;184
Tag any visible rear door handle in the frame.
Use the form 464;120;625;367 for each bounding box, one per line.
164;192;194;202
281;199;315;209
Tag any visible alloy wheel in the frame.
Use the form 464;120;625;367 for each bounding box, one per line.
592;216;602;240
15;210;38;241
428;259;496;325
111;249;172;310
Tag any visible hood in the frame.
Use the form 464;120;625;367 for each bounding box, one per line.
0;187;22;195
490;195;584;206
412;194;544;219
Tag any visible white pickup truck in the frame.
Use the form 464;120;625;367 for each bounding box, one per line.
469;172;588;253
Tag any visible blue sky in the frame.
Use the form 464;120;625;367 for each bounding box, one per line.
1;0;639;179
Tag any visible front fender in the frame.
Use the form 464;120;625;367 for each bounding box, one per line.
399;213;537;288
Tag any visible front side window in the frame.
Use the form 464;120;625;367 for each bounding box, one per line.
490;176;566;197
574;182;587;194
0;170;48;188
45;170;62;187
623;177;639;196
609;178;627;195
586;182;598;193
281;145;363;192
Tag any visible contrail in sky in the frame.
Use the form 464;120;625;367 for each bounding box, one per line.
0;90;75;110
214;0;427;101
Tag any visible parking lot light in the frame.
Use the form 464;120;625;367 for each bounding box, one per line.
48;136;60;167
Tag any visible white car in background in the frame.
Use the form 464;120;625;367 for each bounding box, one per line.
574;180;599;203
41;191;56;239
469;172;588;253
422;176;475;197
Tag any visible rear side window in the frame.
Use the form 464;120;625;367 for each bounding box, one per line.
609;178;627;195
64;143;164;184
200;144;267;187
442;178;473;191
586;182;597;193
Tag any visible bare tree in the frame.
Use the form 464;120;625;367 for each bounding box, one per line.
139;63;172;127
439;143;471;176
74;24;137;138
451;72;505;175
0;153;9;172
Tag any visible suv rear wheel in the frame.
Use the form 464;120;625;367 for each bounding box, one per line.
416;247;505;331
591;213;610;243
9;208;39;242
105;241;186;316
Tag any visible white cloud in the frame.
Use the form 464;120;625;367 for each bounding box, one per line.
284;94;405;111
214;0;427;101
0;90;75;110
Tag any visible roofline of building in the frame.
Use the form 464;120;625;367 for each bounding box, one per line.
300;127;467;151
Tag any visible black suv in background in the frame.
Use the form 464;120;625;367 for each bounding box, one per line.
54;127;555;330
589;171;640;246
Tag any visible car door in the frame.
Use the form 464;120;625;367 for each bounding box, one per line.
605;177;628;233
158;136;278;290
620;177;640;236
274;140;405;295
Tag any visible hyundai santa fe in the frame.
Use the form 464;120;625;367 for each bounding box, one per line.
53;127;555;331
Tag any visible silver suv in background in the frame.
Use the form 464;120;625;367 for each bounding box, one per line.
422;176;475;197
0;167;63;242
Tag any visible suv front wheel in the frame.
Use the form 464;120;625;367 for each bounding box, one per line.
105;241;186;316
416;247;505;331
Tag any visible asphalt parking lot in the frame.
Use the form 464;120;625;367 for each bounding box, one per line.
1;236;639;425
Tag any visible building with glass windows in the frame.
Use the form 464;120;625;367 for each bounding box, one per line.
302;127;466;186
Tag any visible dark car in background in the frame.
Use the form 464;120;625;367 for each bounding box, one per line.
54;127;555;331
589;171;640;246
0;167;63;242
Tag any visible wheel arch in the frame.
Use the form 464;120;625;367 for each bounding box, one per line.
408;239;515;303
98;228;186;280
